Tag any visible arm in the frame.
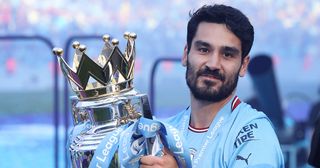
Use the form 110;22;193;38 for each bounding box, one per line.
228;118;285;168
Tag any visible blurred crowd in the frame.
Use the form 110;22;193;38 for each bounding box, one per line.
0;0;319;57
0;0;320;115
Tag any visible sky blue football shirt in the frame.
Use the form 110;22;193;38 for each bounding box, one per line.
164;96;285;168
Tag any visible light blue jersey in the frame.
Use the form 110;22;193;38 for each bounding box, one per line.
165;96;285;168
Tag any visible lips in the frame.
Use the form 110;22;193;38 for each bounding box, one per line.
198;72;224;81
199;74;220;81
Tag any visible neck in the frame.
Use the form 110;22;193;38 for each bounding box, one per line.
189;93;234;129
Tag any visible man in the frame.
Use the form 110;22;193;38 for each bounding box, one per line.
140;4;284;168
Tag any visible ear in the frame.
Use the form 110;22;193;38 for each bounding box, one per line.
182;44;188;67
239;55;250;77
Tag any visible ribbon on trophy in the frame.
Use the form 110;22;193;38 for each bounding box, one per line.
66;121;92;168
89;117;192;168
69;121;92;142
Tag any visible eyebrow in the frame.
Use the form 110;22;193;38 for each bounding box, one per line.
194;40;212;49
221;46;241;55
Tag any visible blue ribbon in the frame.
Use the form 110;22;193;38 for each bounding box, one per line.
67;121;92;167
89;124;130;168
89;117;192;168
69;121;92;142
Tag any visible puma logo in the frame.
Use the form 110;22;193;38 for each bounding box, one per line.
236;153;252;165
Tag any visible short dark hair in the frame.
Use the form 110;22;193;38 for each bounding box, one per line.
187;4;254;58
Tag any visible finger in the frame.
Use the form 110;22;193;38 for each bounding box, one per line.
139;165;155;168
140;155;162;165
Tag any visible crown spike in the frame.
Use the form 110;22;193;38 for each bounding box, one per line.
79;45;87;52
111;39;119;46
124;32;130;39
72;41;80;49
129;32;137;39
53;48;63;57
102;34;110;42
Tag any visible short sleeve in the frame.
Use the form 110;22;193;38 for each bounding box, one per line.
228;118;285;168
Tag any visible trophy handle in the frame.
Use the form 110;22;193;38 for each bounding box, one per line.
141;95;164;156
141;95;153;119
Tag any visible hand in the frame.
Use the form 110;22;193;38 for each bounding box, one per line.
139;148;178;168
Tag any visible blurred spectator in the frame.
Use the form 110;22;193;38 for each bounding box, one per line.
308;115;320;167
308;86;320;167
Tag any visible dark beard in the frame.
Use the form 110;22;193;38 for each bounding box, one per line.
186;61;239;102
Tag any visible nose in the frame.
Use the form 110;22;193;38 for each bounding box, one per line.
205;52;221;70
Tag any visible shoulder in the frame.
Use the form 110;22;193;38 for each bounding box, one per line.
231;102;274;132
226;102;284;167
236;102;269;121
233;117;279;149
231;102;280;149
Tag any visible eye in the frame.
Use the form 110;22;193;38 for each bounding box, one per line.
198;47;209;53
223;52;234;58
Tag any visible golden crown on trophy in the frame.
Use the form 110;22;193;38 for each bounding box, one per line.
53;32;137;100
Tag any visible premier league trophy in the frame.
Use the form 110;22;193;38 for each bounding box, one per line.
53;32;153;167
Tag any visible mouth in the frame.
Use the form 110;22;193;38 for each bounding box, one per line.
199;74;222;81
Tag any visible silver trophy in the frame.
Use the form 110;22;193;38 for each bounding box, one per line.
53;32;153;168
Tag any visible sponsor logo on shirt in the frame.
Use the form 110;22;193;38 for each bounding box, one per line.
236;153;252;165
234;123;259;148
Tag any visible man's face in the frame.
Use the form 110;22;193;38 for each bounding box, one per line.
182;22;249;102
